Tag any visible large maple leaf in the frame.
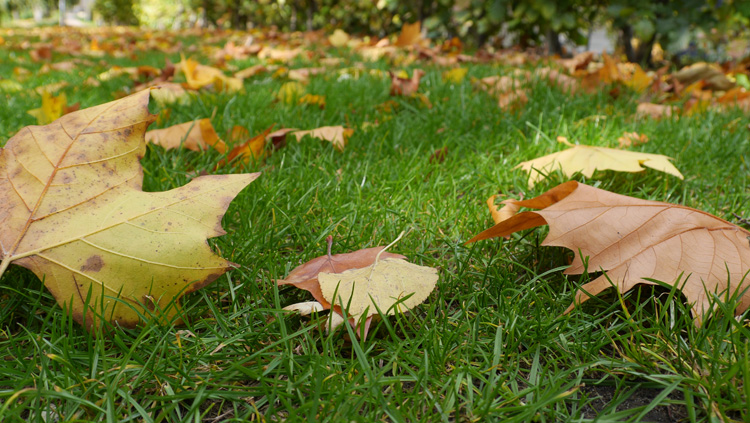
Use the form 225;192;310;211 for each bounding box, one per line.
0;90;258;329
468;181;750;322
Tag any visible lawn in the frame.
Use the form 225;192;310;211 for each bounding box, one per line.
0;26;749;422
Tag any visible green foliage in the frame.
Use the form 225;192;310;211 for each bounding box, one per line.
94;0;139;25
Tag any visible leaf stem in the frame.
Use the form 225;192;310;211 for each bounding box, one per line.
369;230;407;280
0;256;11;279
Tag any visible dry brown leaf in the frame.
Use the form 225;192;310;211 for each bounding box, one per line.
288;67;327;83
390;69;425;97
498;90;528;110
223;125;275;165
558;52;594;74
636;103;676;119
145;119;227;153
487;195;521;225
468;181;750;322
674;62;734;91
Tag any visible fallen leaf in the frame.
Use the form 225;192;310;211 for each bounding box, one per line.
223;125;275;164
390;69;425;97
0;79;23;93
258;47;302;62
298;94;326;108
178;56;243;92
329;29;350;47
319;257;438;322
617;132;649;148
467;181;750;322
0;90;258;329
443;68;468;84
487;195;521;225
498;90;528;110
293;126;353;151
234;64;268;79
27;91;79;125
558;52;594;74
278;246;405;309
674;62;734;91
289;67;327;83
276;81;305;104
149;82;191;105
517;138;683;187
145;119;227;153
267;127;297;150
394;22;423;47
636;103;675;119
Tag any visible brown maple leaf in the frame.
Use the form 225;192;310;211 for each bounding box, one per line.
468;181;750;323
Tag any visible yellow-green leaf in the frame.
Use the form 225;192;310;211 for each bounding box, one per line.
0;89;258;330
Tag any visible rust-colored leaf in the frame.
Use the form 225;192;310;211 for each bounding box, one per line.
145;119;227;153
468;181;750;322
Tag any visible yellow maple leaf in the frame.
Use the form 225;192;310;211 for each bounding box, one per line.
145;118;227;153
27;91;68;125
178;56;243;93
1;90;258;330
517;138;683;187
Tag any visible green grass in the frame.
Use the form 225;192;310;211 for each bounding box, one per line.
1;27;749;422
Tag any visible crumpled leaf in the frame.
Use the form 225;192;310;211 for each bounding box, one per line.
674;62;734;91
293;126;353;151
0;89;258;330
517;138;683;187
467;181;750;323
145;118;227;153
178;56;243;92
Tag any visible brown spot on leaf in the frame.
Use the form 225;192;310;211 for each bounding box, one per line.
81;255;104;272
142;295;156;311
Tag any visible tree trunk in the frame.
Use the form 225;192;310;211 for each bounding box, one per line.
621;24;655;67
290;1;298;32
547;29;563;56
306;0;315;31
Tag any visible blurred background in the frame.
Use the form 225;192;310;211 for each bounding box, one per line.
1;0;749;65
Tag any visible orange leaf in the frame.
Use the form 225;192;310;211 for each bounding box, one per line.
394;22;422;47
468;181;750;323
145;119;227;153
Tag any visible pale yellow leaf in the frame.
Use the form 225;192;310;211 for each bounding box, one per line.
517;144;683;187
318;258;438;320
